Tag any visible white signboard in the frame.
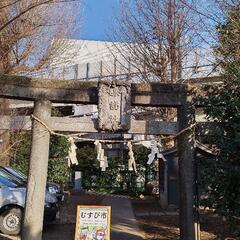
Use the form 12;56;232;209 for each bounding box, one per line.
75;205;111;240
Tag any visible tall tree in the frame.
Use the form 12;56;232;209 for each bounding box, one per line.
200;5;240;232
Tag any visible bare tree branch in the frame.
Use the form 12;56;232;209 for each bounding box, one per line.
0;0;80;32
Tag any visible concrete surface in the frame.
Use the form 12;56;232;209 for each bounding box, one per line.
102;195;145;240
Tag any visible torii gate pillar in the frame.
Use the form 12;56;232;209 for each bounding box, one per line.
21;99;51;240
177;92;198;240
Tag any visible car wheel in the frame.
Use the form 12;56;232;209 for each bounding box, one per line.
0;207;22;235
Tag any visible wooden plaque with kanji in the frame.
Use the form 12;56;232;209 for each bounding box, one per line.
98;81;131;131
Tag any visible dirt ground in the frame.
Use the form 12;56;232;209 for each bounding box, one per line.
131;196;240;240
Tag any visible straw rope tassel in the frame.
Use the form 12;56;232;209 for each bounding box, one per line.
147;140;165;165
127;141;137;172
94;140;108;171
67;137;78;166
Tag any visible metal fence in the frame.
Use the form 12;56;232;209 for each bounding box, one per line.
28;60;220;82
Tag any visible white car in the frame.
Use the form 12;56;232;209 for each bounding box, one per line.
0;175;58;235
0;166;64;202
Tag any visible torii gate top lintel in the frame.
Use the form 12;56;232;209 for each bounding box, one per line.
0;73;191;107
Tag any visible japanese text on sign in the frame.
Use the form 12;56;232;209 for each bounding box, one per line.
75;206;111;240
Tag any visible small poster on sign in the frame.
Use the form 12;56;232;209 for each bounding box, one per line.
75;205;111;240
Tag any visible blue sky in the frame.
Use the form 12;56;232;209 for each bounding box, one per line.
77;0;121;41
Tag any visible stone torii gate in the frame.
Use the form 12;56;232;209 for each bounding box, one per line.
0;73;206;240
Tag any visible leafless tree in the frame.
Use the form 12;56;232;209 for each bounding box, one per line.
0;0;81;74
113;0;199;84
0;0;81;165
0;0;81;32
179;0;239;49
112;0;237;83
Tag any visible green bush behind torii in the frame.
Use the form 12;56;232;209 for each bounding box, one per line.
10;133;70;185
200;5;240;230
73;145;156;196
10;108;70;185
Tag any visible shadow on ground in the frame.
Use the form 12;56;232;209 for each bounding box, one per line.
0;236;12;240
43;223;75;240
0;234;19;240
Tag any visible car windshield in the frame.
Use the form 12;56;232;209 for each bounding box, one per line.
0;175;18;188
3;167;27;181
0;168;25;187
